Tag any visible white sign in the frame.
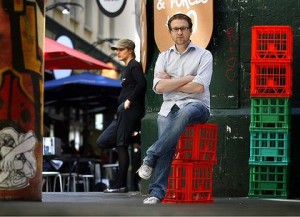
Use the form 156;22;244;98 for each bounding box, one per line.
54;35;73;79
96;0;127;17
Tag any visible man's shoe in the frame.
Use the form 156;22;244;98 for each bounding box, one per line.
137;164;153;180
103;186;128;193
143;196;161;204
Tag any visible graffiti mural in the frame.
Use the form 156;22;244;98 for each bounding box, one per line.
0;0;44;199
0;128;37;189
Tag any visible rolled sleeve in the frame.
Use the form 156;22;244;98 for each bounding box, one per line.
153;77;163;94
152;52;166;94
193;51;213;87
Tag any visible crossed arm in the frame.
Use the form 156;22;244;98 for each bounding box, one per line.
154;72;204;94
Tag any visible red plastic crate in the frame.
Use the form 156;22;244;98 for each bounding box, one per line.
251;26;293;61
174;123;218;163
250;61;292;98
163;161;214;203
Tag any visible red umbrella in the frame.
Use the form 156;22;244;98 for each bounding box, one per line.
44;37;116;70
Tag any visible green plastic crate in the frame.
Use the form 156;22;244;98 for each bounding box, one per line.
248;164;289;198
249;129;290;165
250;98;291;130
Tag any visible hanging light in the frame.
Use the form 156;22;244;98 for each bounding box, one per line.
61;6;70;15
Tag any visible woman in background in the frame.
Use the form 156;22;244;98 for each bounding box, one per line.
96;39;146;193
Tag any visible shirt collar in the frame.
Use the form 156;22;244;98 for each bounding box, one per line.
169;41;196;53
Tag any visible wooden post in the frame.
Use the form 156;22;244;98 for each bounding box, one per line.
0;0;45;200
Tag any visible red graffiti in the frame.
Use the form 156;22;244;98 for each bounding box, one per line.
225;27;237;81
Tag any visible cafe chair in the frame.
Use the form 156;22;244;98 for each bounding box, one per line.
60;172;77;192
102;163;119;188
75;160;95;192
42;171;63;192
78;174;94;192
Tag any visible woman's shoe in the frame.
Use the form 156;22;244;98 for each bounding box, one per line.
103;186;128;193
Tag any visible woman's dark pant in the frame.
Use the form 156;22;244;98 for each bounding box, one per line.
96;103;143;149
96;103;144;187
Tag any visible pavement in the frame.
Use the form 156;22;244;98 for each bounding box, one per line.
0;192;300;216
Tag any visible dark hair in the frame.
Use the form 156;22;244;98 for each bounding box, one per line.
167;13;193;30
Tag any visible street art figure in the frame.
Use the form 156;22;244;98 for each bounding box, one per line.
0;127;37;189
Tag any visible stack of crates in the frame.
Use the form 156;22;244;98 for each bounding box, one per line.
249;26;293;198
163;123;218;203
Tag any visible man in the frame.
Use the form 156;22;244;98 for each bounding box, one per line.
137;13;213;204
